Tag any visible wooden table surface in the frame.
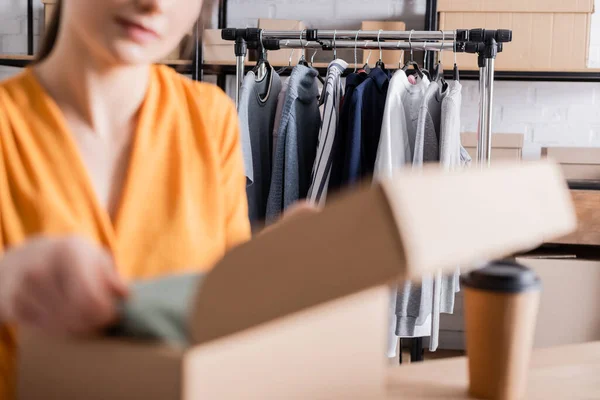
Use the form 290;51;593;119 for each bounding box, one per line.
385;342;600;399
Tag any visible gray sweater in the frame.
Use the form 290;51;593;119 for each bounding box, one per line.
396;81;461;351
238;68;282;225
266;65;321;222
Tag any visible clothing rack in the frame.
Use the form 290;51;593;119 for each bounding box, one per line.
222;28;512;167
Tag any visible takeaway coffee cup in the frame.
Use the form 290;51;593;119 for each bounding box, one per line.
461;261;541;400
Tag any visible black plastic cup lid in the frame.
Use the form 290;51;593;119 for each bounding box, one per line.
461;261;541;293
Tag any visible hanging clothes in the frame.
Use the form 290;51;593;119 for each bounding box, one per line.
375;70;431;179
238;67;282;226
307;59;348;205
272;79;289;160
328;71;368;191
413;81;445;165
412;80;459;352
266;65;321;222
373;69;431;358
329;68;390;190
440;81;471;169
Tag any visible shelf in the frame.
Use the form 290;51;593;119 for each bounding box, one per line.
0;55;193;69
0;54;35;67
201;62;600;82
445;69;600;82
4;53;597;82
568;180;600;191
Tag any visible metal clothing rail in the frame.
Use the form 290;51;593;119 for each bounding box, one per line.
267;39;456;51
223;28;513;167
258;30;460;41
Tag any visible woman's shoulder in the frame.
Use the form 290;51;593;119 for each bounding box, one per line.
152;64;235;115
151;65;238;145
0;70;37;106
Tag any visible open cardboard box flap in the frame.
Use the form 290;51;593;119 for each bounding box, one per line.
189;161;575;346
19;161;576;400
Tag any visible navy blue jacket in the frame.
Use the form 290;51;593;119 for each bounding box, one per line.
329;68;391;191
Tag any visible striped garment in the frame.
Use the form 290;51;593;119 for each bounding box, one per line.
307;59;348;205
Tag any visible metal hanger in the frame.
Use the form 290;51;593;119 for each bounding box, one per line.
254;29;271;81
332;29;338;61
453;30;460;82
375;29;385;69
298;29;309;67
397;40;405;70
353;30;361;73
276;41;294;75
402;29;424;79
310;49;318;67
362;44;372;74
432;30;445;82
422;43;431;80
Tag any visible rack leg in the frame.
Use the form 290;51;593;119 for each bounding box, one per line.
399;339;403;365
27;0;33;55
411;338;425;362
235;55;245;109
477;63;489;167
483;58;495;165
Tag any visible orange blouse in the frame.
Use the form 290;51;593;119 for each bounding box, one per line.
0;65;251;398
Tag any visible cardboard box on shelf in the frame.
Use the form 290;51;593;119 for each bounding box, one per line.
202;29;246;65
516;257;600;348
438;0;595;13
542;147;600;181
42;0;57;30
257;19;306;66
18;162;576;400
461;133;525;163
361;21;407;67
439;1;596;72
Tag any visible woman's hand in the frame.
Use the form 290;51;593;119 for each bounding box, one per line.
0;236;128;335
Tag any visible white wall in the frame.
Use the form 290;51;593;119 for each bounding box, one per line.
1;0;599;155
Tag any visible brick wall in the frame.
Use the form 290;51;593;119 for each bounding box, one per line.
1;0;599;157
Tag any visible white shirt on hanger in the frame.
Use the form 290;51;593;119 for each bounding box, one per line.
374;70;430;179
374;69;431;358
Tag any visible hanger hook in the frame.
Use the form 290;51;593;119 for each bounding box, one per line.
439;30;445;63
397;40;404;68
377;29;383;62
259;29;266;58
409;29;415;62
453;30;458;66
286;40;295;68
354;30;361;73
333;29;337;60
365;41;372;66
311;49;318;66
300;29;306;61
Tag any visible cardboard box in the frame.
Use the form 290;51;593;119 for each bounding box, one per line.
461;133;524;163
41;0;57;30
257;19;306;66
439;1;596;72
18;162;576;400
516;257;600;348
542;147;600;181
438;0;595;13
202;29;246;65
361;21;407;67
